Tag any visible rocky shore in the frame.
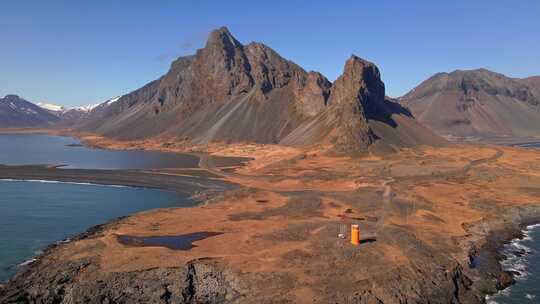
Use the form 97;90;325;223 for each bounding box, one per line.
1;143;540;303
465;206;540;298
1;200;539;303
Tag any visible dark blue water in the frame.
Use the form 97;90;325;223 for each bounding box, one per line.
485;141;540;303
514;142;540;149
0;133;198;169
486;225;540;303
0;180;195;282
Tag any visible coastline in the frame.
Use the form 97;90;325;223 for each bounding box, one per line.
3;200;538;301
2;130;540;302
0;132;243;287
0;163;236;196
483;222;540;303
0;178;130;188
466;209;540;300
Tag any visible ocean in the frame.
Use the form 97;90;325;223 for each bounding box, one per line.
486;142;540;303
0;133;201;282
0;180;194;282
0;133;199;169
486;224;540;303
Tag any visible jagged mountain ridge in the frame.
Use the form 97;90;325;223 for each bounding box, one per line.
49;97;122;126
78;27;441;152
400;69;540;138
79;27;331;143
0;95;123;128
0;95;60;128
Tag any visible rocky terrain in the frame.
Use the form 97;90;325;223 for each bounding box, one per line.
518;76;540;96
400;69;540;139
0;95;60;128
77;27;442;153
1;143;540;303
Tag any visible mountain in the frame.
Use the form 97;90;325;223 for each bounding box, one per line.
0;95;60;128
36;97;122;126
280;56;442;152
78;27;442;153
517;76;540;96
400;69;540;139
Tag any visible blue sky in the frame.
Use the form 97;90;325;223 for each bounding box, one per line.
1;1;539;107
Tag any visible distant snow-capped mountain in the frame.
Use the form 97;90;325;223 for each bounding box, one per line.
38;96;123;125
0;95;60;128
37;96;121;115
0;94;122;128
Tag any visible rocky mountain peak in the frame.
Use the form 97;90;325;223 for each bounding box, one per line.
193;27;253;98
330;55;385;108
0;94;61;128
322;55;385;152
204;26;242;50
2;95;22;102
244;42;306;94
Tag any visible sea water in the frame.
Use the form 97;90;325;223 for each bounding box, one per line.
485;226;540;303
0;180;195;282
0;133;199;169
485;142;540;303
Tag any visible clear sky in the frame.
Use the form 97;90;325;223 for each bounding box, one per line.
1;1;539;107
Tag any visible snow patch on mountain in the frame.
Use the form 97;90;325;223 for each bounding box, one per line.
75;103;101;112
105;96;120;105
37;96;122;114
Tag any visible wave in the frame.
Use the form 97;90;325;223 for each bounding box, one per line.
0;179;128;188
486;223;540;302
17;258;37;267
15;238;73;269
527;223;540;230
499;231;535;279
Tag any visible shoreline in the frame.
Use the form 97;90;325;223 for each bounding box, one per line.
466;207;540;300
0;164;236;196
483;222;540;302
0;165;238;285
0;170;238;284
0;211;133;285
2;131;540;302
0;133;243;286
0;178;130;188
3;193;539;301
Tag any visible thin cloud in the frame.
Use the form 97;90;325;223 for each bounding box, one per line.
153;29;212;63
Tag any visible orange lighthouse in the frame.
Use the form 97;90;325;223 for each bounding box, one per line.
351;224;360;246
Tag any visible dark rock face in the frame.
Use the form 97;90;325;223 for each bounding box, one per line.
296;71;332;116
0;258;187;303
281;56;444;152
400;69;540;138
324;56;380;151
517;76;540;99
282;56;379;152
78;27;441;152
0;95;60;128
182;259;241;303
